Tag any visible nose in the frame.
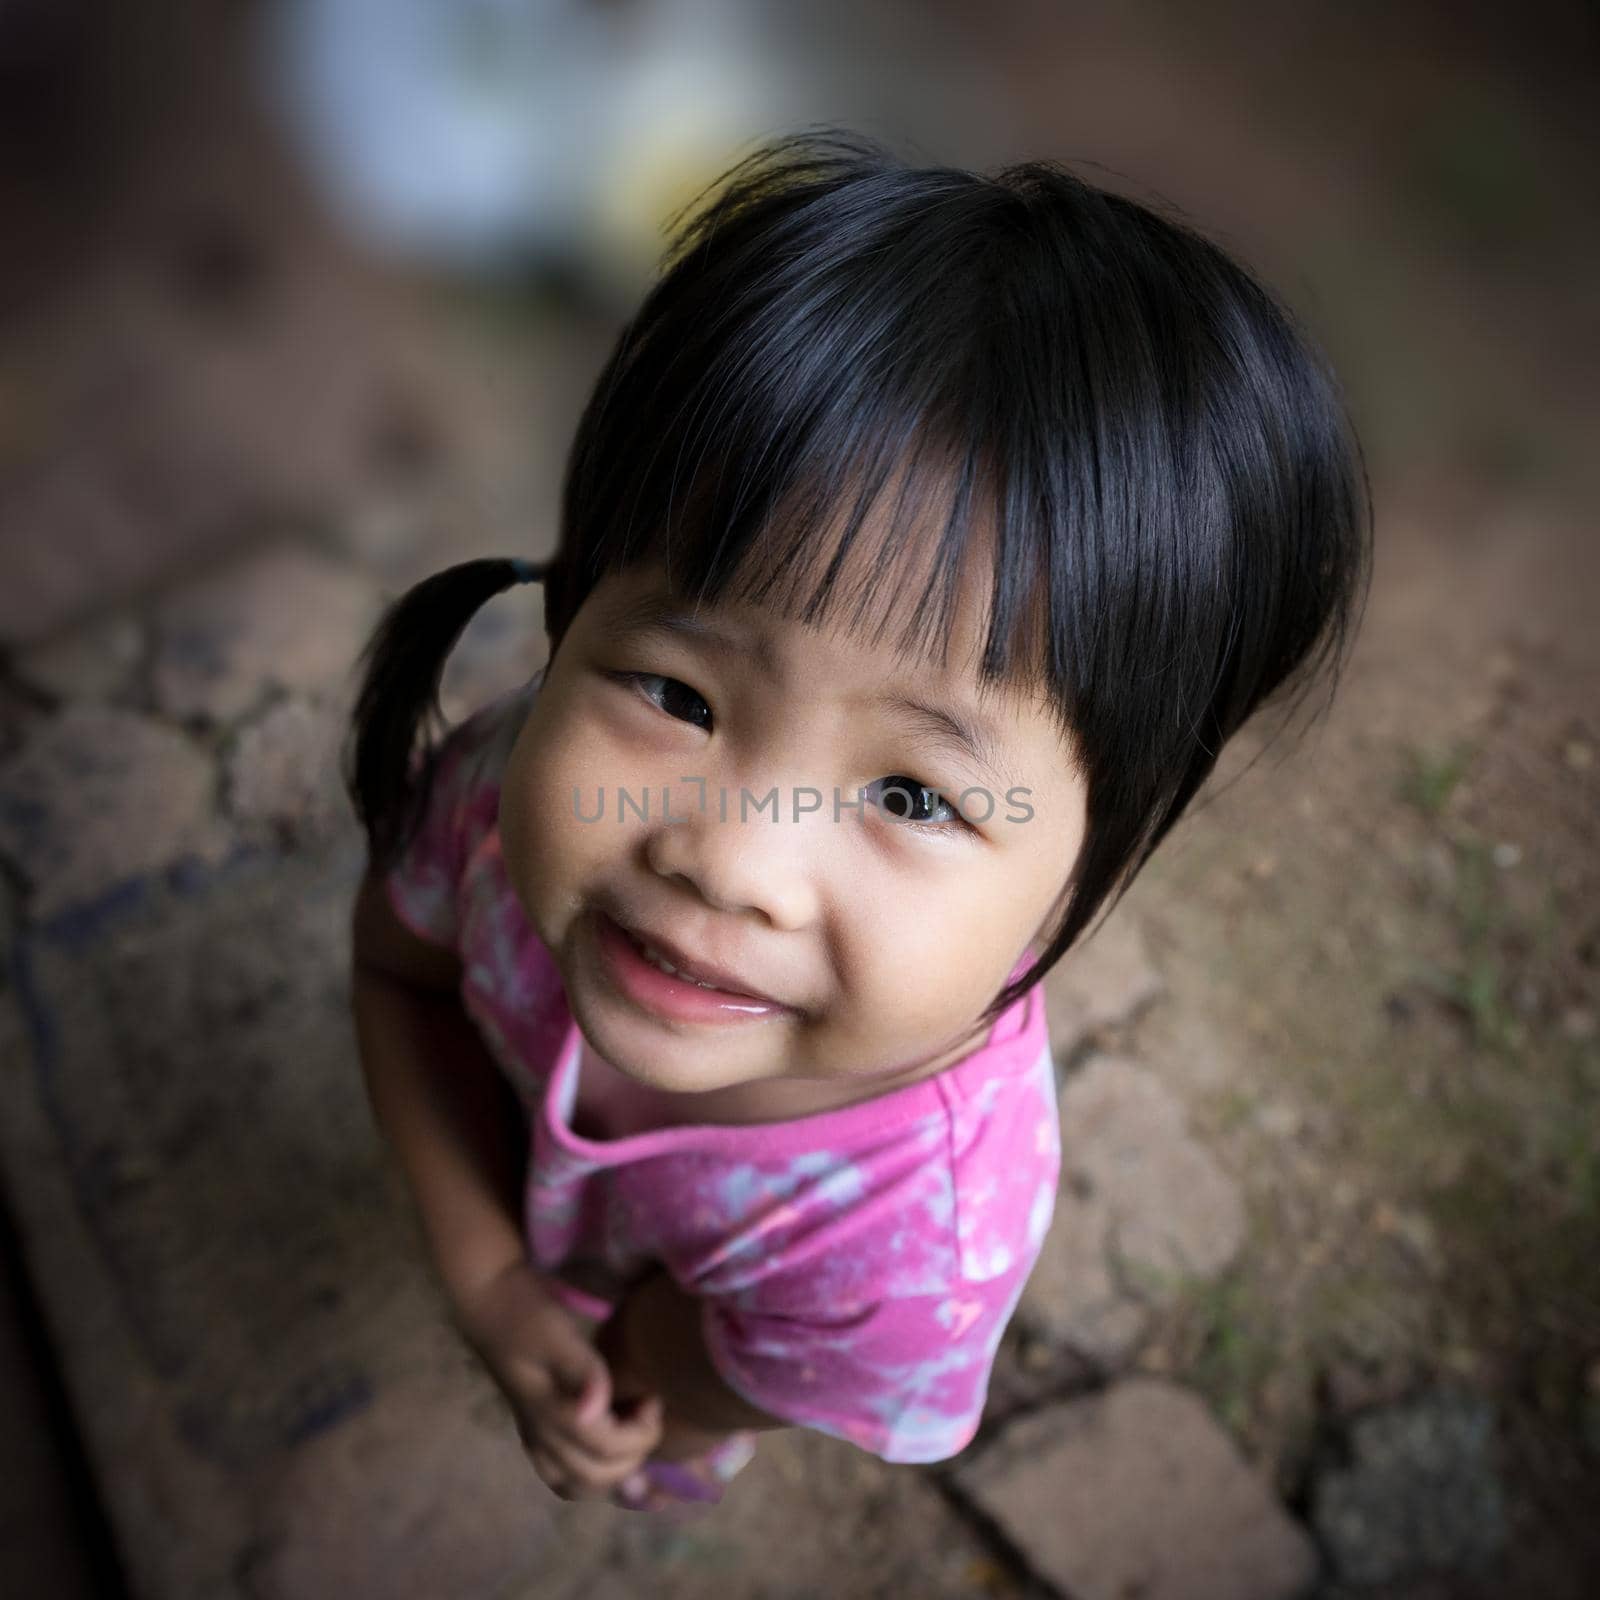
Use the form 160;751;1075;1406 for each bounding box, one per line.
643;784;820;931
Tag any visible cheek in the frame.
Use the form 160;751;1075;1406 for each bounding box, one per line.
842;863;1017;1010
503;704;651;890
501;717;595;893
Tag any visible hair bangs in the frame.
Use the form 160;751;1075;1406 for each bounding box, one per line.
555;240;1070;739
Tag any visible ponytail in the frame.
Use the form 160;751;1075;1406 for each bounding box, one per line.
343;557;547;871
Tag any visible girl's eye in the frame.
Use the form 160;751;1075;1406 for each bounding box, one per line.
866;775;960;829
615;672;713;732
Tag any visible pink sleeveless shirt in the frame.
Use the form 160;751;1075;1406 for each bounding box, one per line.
384;677;1062;1463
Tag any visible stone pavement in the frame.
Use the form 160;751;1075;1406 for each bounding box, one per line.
0;533;1318;1598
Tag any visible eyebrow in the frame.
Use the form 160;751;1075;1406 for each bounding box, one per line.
876;694;1016;790
604;592;1017;787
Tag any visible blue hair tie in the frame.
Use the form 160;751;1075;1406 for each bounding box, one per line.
508;557;544;584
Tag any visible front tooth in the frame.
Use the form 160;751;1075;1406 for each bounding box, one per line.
642;941;720;989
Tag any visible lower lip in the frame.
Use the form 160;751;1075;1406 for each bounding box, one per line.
592;911;791;1024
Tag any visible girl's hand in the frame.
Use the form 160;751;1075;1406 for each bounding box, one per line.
453;1259;664;1501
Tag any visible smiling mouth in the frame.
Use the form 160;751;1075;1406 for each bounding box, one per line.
598;909;789;1005
592;910;795;1024
617;923;781;1002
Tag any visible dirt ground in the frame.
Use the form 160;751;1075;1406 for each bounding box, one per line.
1123;494;1600;1580
1;2;1596;1595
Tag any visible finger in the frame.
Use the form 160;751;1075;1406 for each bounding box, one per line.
591;1389;663;1445
534;1434;652;1499
544;1408;643;1465
555;1391;664;1463
531;1440;617;1502
550;1350;658;1448
514;1383;660;1461
567;1361;610;1426
540;1426;636;1483
529;1400;661;1482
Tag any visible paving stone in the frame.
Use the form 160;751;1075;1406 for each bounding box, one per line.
0;461;173;649
1043;909;1164;1061
951;1378;1318;1600
248;1372;556;1600
1309;1390;1509;1586
151;542;382;724
1069;1056;1246;1286
1019;1055;1245;1364
224;694;349;845
12;613;147;704
1016;1172;1150;1365
0;704;231;919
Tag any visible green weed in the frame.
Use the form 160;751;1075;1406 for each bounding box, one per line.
1414;834;1518;1054
1397;740;1475;818
1185;1271;1279;1437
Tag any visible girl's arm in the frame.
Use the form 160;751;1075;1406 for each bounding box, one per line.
349;866;532;1306
597;1265;791;1462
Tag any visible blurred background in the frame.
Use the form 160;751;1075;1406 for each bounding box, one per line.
0;1;1594;1596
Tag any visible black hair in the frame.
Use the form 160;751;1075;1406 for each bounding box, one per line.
345;126;1372;1025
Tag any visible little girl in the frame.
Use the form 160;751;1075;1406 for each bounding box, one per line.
345;129;1371;1515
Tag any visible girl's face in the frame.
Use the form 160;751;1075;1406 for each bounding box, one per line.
498;559;1087;1105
